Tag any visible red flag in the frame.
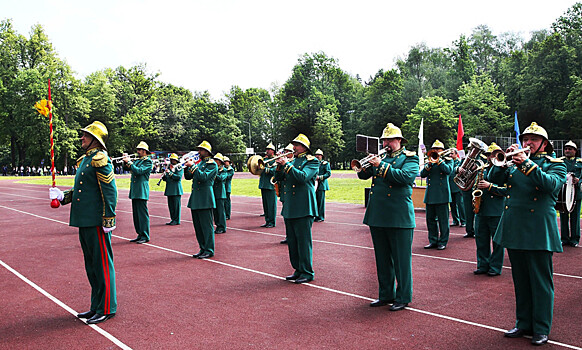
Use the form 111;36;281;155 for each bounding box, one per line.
456;114;465;158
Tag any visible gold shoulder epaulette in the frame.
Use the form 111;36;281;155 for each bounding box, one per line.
91;152;108;168
207;159;215;163
76;155;86;167
546;155;563;163
559;156;566;160
405;151;416;157
322;160;328;165
306;154;315;161
577;158;582;162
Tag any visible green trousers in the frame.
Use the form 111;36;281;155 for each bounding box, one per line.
426;203;450;245
261;189;277;226
462;190;475;235
474;215;504;274
191;209;215;254
507;249;554;335
316;191;326;221
213;198;227;232
450;191;465;225
369;227;413;303
225;192;231;220
560;200;581;245
79;227;117;315
285;216;314;280
166;195;181;224
132;199;150;241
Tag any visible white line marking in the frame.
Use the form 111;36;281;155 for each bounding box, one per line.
0;258;132;350
0;205;580;349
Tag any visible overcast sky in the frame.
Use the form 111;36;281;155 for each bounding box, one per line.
1;0;579;99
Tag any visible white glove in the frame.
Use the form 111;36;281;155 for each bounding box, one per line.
49;187;64;201
103;226;116;233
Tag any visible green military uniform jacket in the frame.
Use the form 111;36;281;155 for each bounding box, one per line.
358;148;419;228
259;156;276;190
185;157;217;210
213;166;227;199
479;167;507;216
560;156;582;200
126;156;152;200
61;148;117;228
224;165;234;193
162;165;184;196
274;152;319;218
449;158;462;194
489;153;566;252
420;158;453;204
316;160;331;191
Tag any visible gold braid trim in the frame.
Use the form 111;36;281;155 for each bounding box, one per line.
96;171;115;184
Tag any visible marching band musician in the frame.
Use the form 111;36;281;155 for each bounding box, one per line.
449;150;466;227
355;123;418;311
314;149;331;222
279;144;294;244
49;121;118;324
185;141;218;259
161;153;183;225
274;134;319;284
212;153;228;234
420;140;453;250
473;143;506;276
223;156;235;220
559;140;582;247
259;143;277;228
488;122;566;345
124;141;153;244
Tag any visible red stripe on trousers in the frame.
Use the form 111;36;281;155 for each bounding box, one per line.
97;227;111;315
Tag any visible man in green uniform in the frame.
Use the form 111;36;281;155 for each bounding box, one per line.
355;123;418;311
449;150;466;227
184;141;218;259
420;140;453;250
260;143;277;228
314;149;331;222
274;134;319;284
473;143;506;276
278;144;294;244
559;141;582;247
124;141;153;244
223;156;235;220
489;122;566;346
50;121;117;324
161;153;183;225
213;153;228;234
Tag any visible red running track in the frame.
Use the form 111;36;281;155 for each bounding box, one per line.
0;179;581;349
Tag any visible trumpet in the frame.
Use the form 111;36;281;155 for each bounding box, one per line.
247;152;293;176
110;153;138;163
491;147;531;167
426;148;456;164
351;146;388;172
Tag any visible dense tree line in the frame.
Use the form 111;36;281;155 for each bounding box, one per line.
1;3;582;170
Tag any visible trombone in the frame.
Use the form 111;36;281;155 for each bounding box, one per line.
491;147;530;167
426;148;456;164
111;153;138;163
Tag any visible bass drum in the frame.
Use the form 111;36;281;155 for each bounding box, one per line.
555;173;576;213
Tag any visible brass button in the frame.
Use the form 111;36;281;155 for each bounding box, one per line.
508;185;512;188
370;191;373;195
77;198;80;201
80;181;83;185
389;185;392;188
86;164;89;167
530;209;534;212
292;185;295;188
505;206;508;209
81;172;84;175
78;190;81;193
507;195;510;199
509;174;513;178
534;198;537;201
490;196;494;199
387;194;391;197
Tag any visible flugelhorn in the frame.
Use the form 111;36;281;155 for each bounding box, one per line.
111;153;138;163
351;146;388;172
426;148;456;164
491;147;530;167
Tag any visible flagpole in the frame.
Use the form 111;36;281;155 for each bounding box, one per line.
48;79;60;208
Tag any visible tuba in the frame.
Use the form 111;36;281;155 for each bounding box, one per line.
453;138;488;191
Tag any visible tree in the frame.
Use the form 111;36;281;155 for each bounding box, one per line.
555;76;582;139
311;107;344;161
401;96;457;148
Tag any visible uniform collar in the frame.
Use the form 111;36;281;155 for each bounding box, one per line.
297;152;308;158
566;156;576;160
85;147;101;156
388;147;404;158
531;151;548;159
203;156;212;161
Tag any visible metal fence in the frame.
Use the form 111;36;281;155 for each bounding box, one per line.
474;136;582;158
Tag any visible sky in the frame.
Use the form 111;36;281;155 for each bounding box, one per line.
1;0;579;99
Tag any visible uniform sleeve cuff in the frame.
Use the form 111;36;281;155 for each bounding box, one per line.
518;159;537;176
103;217;116;228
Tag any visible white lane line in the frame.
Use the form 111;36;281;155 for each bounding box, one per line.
0;258;132;350
1;205;580;349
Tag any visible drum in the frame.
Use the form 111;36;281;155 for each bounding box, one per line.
555;173;576;213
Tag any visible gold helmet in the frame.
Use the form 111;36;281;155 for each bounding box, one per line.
564;140;578;150
266;143;276;151
136;141;151;154
431;139;445;149
223;156;231;163
519;122;552;153
292;133;311;151
197;140;213;155
213;152;225;163
284;143;294;152
380;123;408;144
169;153;179;161
486;142;502;154
314;149;323;156
81;121;108;149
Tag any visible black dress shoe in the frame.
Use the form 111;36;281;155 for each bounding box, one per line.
129;237;140;242
473;269;487;275
389;302;408;311
463;233;475;238
504;328;529;338
192;251;203;258
531;334;548;345
136;239;148;244
424;243;437;249
260;223;269;227
294;277;312;284
260;214;265;217
165;222;173;225
264;224;275;228
77;310;96;319
460;223;466;227
487;271;501;276
451;222;459;226
437;244;446;250
215;230;226;234
197;253;214;259
86;313;115;324
280;239;288;244
285;274;300;280
370;299;393;307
